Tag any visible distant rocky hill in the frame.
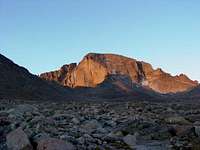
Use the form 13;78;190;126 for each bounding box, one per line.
40;53;198;94
0;53;73;101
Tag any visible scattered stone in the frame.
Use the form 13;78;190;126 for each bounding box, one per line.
2;100;200;149
123;134;137;149
165;116;190;125
71;117;80;124
195;126;200;136
81;120;102;133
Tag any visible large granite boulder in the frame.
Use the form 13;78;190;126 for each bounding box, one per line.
6;127;33;150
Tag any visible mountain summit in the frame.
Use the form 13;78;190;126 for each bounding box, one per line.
40;53;198;94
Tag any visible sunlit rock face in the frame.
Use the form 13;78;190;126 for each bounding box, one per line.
40;63;77;87
40;53;198;93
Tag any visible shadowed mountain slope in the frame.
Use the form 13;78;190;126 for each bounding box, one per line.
73;74;163;101
174;85;200;101
0;53;74;101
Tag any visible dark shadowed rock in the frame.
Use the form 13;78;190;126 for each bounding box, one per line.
177;85;200;101
72;74;162;101
0;53;74;101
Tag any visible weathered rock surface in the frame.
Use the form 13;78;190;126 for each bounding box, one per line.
37;138;75;150
6;127;33;150
165;116;190;125
40;53;198;93
123;134;137;149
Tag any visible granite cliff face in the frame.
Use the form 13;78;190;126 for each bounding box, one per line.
40;53;198;94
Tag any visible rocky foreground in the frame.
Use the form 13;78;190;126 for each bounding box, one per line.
1;100;200;150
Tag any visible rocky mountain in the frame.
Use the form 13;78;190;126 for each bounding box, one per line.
0;53;74;101
40;53;198;94
0;53;162;101
1;53;200;150
1;52;198;101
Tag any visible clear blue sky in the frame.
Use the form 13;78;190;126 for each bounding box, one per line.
0;0;200;81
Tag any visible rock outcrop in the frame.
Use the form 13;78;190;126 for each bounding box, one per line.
40;53;198;94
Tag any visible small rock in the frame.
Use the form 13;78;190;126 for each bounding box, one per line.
71;117;80;124
165;116;190;125
123;134;137;149
195;126;200;136
77;136;85;145
81;120;101;133
170;125;193;136
83;134;95;143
